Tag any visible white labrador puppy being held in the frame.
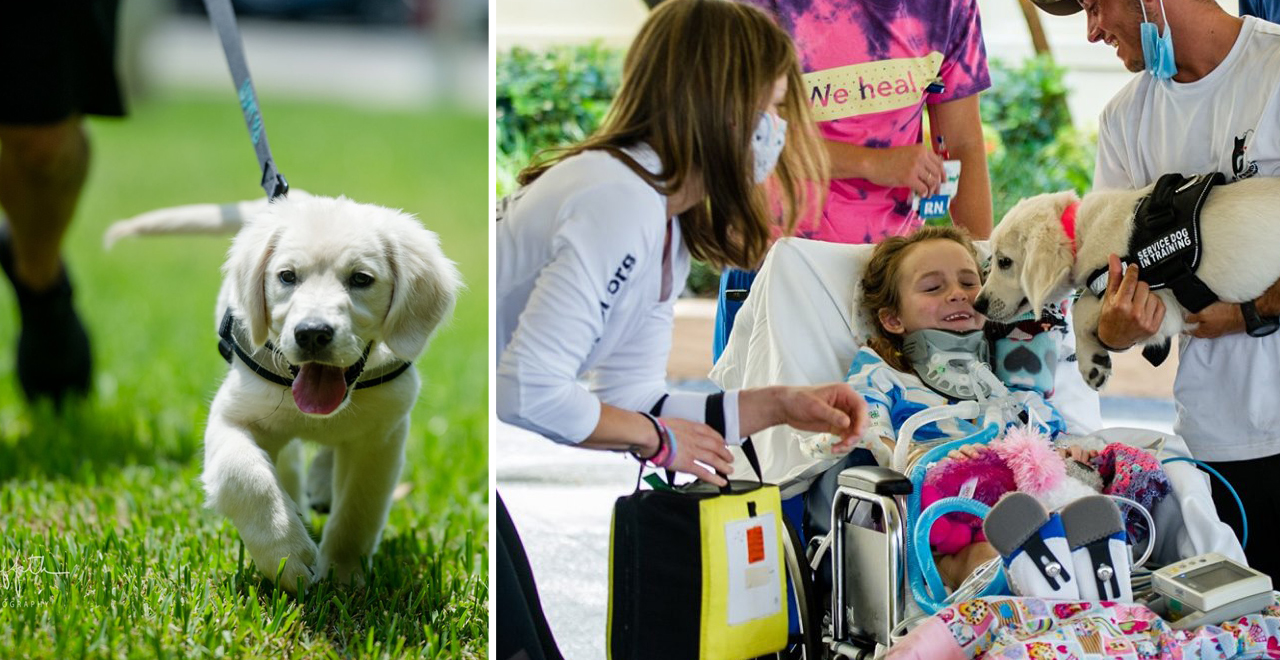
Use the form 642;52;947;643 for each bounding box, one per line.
975;176;1280;390
107;194;460;591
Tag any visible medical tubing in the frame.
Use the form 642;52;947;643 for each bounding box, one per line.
1160;456;1247;549
1107;494;1157;568
909;497;1009;614
947;556;1005;605
904;426;1004;612
893;401;982;471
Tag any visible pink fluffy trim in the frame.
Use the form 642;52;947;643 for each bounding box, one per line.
991;425;1065;495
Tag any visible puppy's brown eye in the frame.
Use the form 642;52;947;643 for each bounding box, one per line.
349;272;374;288
279;270;297;285
996;256;1013;270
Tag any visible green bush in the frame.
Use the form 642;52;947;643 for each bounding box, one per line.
496;43;721;296
981;55;1096;222
496;43;623;196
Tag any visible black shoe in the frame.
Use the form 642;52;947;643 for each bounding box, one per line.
0;224;92;404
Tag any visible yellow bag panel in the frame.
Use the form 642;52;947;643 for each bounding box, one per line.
698;486;788;660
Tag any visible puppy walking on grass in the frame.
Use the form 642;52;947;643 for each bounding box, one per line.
108;194;460;592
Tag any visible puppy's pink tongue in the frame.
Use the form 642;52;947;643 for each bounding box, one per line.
292;364;347;415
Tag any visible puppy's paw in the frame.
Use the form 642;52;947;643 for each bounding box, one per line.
1078;351;1112;390
306;447;335;514
316;554;368;589
248;528;319;593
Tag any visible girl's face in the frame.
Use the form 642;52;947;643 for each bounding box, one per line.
878;239;985;336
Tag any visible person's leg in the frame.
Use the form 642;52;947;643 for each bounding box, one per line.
1206;454;1280;579
496;492;564;660
0;117;93;402
936;541;999;591
0;117;89;289
803;449;877;593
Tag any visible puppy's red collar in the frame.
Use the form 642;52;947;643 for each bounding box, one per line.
1060;201;1079;256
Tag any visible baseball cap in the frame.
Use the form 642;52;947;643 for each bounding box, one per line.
1031;0;1084;15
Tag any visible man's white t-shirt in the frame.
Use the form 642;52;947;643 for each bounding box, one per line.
1094;16;1280;462
495;144;740;445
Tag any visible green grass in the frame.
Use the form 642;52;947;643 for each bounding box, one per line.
0;94;489;658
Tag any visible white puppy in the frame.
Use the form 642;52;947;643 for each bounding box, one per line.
976;176;1280;390
107;194;461;591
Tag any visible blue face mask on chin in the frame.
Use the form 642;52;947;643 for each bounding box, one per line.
1140;0;1176;80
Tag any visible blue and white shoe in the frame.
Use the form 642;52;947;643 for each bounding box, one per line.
983;492;1079;600
1062;495;1132;602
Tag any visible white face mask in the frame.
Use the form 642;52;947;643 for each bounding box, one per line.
751;111;787;184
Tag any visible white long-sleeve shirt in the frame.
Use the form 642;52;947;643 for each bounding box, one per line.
1094;16;1280;462
496;144;740;445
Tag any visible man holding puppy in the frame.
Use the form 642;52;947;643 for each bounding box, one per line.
1032;0;1280;577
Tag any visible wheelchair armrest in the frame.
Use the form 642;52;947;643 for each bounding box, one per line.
836;465;912;496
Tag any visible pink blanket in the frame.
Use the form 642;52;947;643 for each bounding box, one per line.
887;596;1280;660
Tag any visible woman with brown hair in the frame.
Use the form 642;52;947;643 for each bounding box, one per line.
495;1;870;657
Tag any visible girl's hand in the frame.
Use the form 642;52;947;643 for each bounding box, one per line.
1056;445;1098;464
946;444;986;461
659;417;736;486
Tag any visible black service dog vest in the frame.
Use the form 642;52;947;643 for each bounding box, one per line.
1086;172;1223;314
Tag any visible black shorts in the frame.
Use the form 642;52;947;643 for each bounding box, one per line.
0;0;126;124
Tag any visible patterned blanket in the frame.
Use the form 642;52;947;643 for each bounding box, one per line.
888;596;1280;660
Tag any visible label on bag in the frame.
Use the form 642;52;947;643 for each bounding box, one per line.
725;512;782;625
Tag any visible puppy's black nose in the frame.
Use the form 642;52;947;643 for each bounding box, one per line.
973;296;989;315
295;321;334;352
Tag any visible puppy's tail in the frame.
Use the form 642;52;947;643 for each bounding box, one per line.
103;190;310;249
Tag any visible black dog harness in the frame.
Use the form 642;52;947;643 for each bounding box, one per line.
1085;172;1224;313
216;309;412;389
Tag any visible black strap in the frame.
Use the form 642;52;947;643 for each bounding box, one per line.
1020;532;1071;590
705;391;726;438
718;438;765;495
217;309;409;390
1083;538;1122;600
354;361;412;390
217;309;295;387
201;0;289;200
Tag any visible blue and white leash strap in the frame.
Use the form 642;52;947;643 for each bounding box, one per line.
201;0;289;201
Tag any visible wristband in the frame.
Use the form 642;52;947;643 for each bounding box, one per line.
1094;330;1131;353
632;412;666;464
658;425;678;469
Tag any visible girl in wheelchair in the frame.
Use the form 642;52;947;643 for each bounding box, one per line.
799;226;1165;598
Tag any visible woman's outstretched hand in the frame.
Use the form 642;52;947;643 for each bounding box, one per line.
775;383;869;440
659;417;737;487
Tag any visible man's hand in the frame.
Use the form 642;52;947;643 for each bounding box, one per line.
862;143;945;196
1098;254;1165;349
660;417;736;487
1186;301;1245;339
776;384;870;441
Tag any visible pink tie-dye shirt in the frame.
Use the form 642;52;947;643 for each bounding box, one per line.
748;0;991;244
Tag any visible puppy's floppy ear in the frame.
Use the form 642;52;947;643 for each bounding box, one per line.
224;213;282;347
382;220;462;361
1018;191;1079;316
